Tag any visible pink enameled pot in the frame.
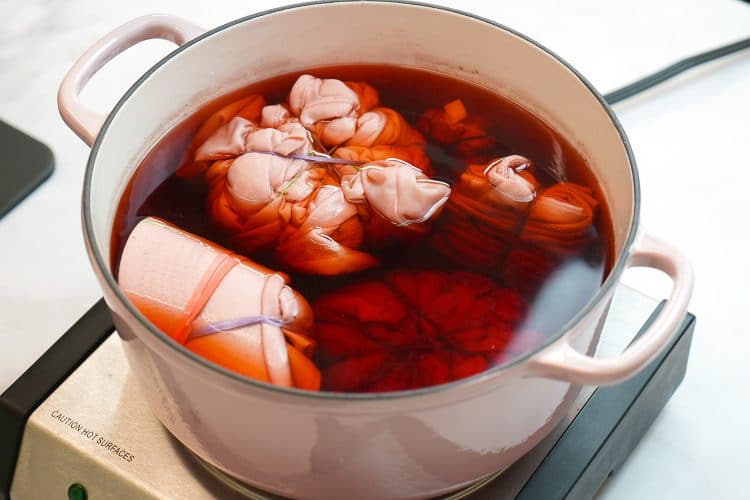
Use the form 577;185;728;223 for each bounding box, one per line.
58;3;693;499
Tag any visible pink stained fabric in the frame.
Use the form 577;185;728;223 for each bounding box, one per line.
118;217;320;390
341;159;450;225
178;74;451;275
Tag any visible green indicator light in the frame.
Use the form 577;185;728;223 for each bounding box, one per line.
68;483;88;500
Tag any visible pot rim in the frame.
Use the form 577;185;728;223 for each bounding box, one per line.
82;0;641;401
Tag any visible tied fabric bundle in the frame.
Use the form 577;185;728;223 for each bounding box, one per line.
118;217;321;390
434;155;599;291
332;107;431;173
288;75;431;173
313;270;535;393
274;159;451;274
177;75;450;275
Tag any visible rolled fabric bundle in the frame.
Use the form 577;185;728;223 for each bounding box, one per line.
118;217;320;390
313;269;527;392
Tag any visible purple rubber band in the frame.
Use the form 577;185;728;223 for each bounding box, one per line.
190;315;289;339
253;150;362;166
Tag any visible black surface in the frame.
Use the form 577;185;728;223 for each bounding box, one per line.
604;36;750;104
568;315;695;499
0;300;114;500
511;306;696;500
0;120;54;220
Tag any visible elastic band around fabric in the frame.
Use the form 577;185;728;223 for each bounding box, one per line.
173;251;240;344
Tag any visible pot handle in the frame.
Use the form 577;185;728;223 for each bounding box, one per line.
58;14;205;146
528;232;694;385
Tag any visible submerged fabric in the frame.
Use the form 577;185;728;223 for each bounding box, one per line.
120;75;602;392
118;217;320;390
178;74;450;275
314;269;538;392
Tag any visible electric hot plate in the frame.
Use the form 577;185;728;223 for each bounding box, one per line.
0;285;695;500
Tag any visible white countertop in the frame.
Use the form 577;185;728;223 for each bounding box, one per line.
1;0;748;498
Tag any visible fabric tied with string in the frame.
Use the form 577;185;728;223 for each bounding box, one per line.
175;74;451;275
118;217;320;390
434;155;599;293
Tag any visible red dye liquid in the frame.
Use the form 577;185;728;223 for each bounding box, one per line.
112;65;613;392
